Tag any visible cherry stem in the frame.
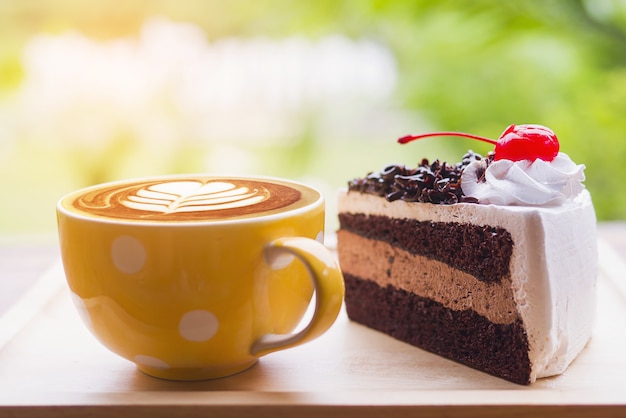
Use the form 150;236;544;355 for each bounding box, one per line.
398;132;498;146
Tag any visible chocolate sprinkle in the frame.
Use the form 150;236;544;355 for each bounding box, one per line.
348;150;494;205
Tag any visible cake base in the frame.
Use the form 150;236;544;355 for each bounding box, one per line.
344;274;532;385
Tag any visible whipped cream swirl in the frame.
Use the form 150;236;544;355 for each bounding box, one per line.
460;153;585;206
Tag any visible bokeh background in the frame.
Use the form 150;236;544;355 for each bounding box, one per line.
2;0;626;237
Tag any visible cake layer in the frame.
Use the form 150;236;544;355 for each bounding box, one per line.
337;230;519;325
344;273;532;385
338;213;513;283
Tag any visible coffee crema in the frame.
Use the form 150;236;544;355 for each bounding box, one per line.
65;177;318;222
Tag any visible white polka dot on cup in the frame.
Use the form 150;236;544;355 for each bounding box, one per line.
267;252;295;270
70;292;92;328
134;355;170;369
111;235;146;274
178;310;219;342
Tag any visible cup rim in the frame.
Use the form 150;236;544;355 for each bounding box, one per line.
57;173;324;227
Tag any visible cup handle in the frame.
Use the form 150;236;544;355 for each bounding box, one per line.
250;236;345;357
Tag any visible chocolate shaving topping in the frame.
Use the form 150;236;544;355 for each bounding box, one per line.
348;150;494;205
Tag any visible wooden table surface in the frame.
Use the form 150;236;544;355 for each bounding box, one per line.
0;226;625;417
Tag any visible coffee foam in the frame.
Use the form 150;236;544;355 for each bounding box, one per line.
122;181;270;213
63;177;319;222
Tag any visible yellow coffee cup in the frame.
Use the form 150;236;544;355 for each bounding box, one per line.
57;174;344;380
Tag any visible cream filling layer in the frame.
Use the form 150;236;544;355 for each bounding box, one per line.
337;230;520;325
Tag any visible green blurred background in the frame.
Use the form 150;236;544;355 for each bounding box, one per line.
1;0;626;236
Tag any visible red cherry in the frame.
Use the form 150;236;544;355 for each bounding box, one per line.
398;124;560;162
495;124;559;162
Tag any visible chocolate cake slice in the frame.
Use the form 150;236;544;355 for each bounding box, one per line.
337;137;597;384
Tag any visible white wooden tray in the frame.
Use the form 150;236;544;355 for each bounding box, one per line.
0;240;624;417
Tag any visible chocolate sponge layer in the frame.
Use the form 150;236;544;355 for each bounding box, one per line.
344;274;531;385
338;213;513;283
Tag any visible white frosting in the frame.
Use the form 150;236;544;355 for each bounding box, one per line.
338;189;597;383
461;153;586;206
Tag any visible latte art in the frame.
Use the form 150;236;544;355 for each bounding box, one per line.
122;181;270;214
66;177;316;222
